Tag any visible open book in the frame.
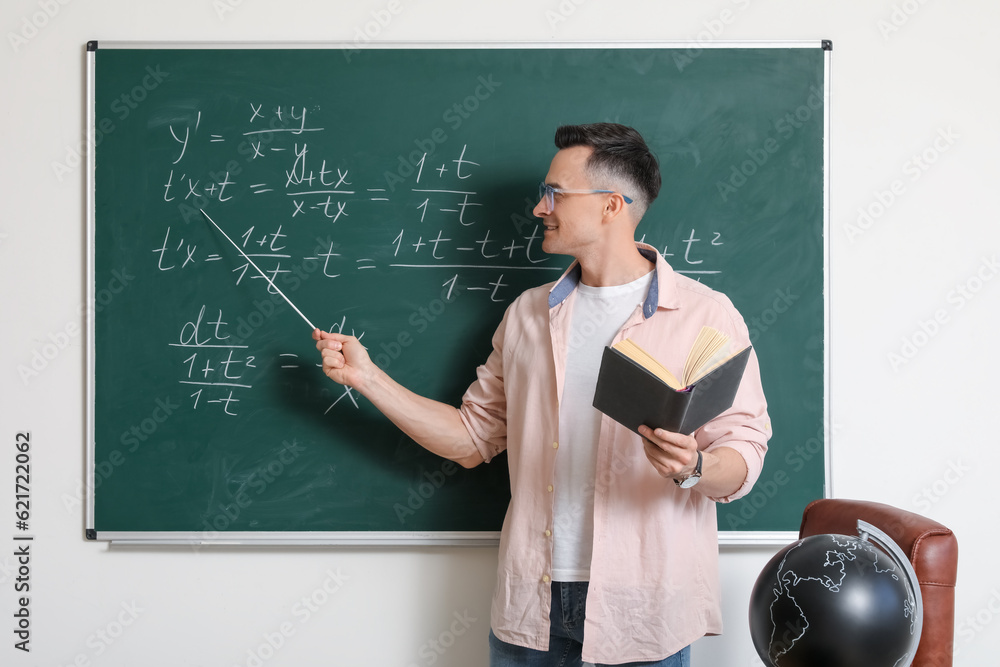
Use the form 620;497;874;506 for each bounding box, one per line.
593;327;751;435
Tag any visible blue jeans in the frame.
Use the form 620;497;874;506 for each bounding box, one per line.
489;582;691;667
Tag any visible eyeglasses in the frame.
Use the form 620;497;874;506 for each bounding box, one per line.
538;183;633;211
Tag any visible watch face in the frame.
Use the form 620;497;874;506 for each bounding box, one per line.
678;451;703;488
679;474;701;489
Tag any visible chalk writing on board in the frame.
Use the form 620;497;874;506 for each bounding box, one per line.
637;229;725;278
150;101;729;417
169;304;256;416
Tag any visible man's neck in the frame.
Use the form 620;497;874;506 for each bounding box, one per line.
576;239;654;287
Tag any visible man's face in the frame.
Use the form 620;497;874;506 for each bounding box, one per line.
534;145;609;257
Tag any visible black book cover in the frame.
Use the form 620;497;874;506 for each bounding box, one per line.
592;345;751;435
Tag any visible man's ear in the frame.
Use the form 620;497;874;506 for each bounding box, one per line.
602;192;629;223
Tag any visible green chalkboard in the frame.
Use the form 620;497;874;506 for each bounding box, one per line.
88;43;828;542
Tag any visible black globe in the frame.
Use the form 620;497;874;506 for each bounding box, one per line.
749;533;918;667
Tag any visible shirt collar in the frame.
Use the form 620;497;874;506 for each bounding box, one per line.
548;242;679;317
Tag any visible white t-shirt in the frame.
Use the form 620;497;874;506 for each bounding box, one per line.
552;271;653;582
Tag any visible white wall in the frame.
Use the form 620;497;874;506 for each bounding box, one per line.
2;1;997;665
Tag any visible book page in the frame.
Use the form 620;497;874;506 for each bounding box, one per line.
686;327;753;386
612;339;683;390
682;327;731;386
613;327;749;391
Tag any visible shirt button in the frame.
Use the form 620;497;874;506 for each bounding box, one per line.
544;529;552;537
542;574;551;584
547;485;554;493
552;441;559;449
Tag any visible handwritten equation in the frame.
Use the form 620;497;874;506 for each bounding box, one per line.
154;102;725;415
169;305;255;417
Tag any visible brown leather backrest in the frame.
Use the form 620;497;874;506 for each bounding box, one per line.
798;498;958;667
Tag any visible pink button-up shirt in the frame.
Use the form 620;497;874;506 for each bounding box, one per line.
459;243;770;664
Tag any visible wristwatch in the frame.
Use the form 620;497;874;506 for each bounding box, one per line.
674;450;703;489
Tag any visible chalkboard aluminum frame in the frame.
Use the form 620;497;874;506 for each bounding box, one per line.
85;40;832;546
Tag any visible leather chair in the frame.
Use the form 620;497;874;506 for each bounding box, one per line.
798;499;958;667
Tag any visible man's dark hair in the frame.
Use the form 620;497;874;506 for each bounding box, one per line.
554;123;661;221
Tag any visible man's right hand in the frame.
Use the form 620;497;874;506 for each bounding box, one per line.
311;329;483;468
312;329;373;390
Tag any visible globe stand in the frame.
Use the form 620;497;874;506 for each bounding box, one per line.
857;519;923;667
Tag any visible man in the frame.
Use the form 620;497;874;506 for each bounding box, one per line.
313;123;770;666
